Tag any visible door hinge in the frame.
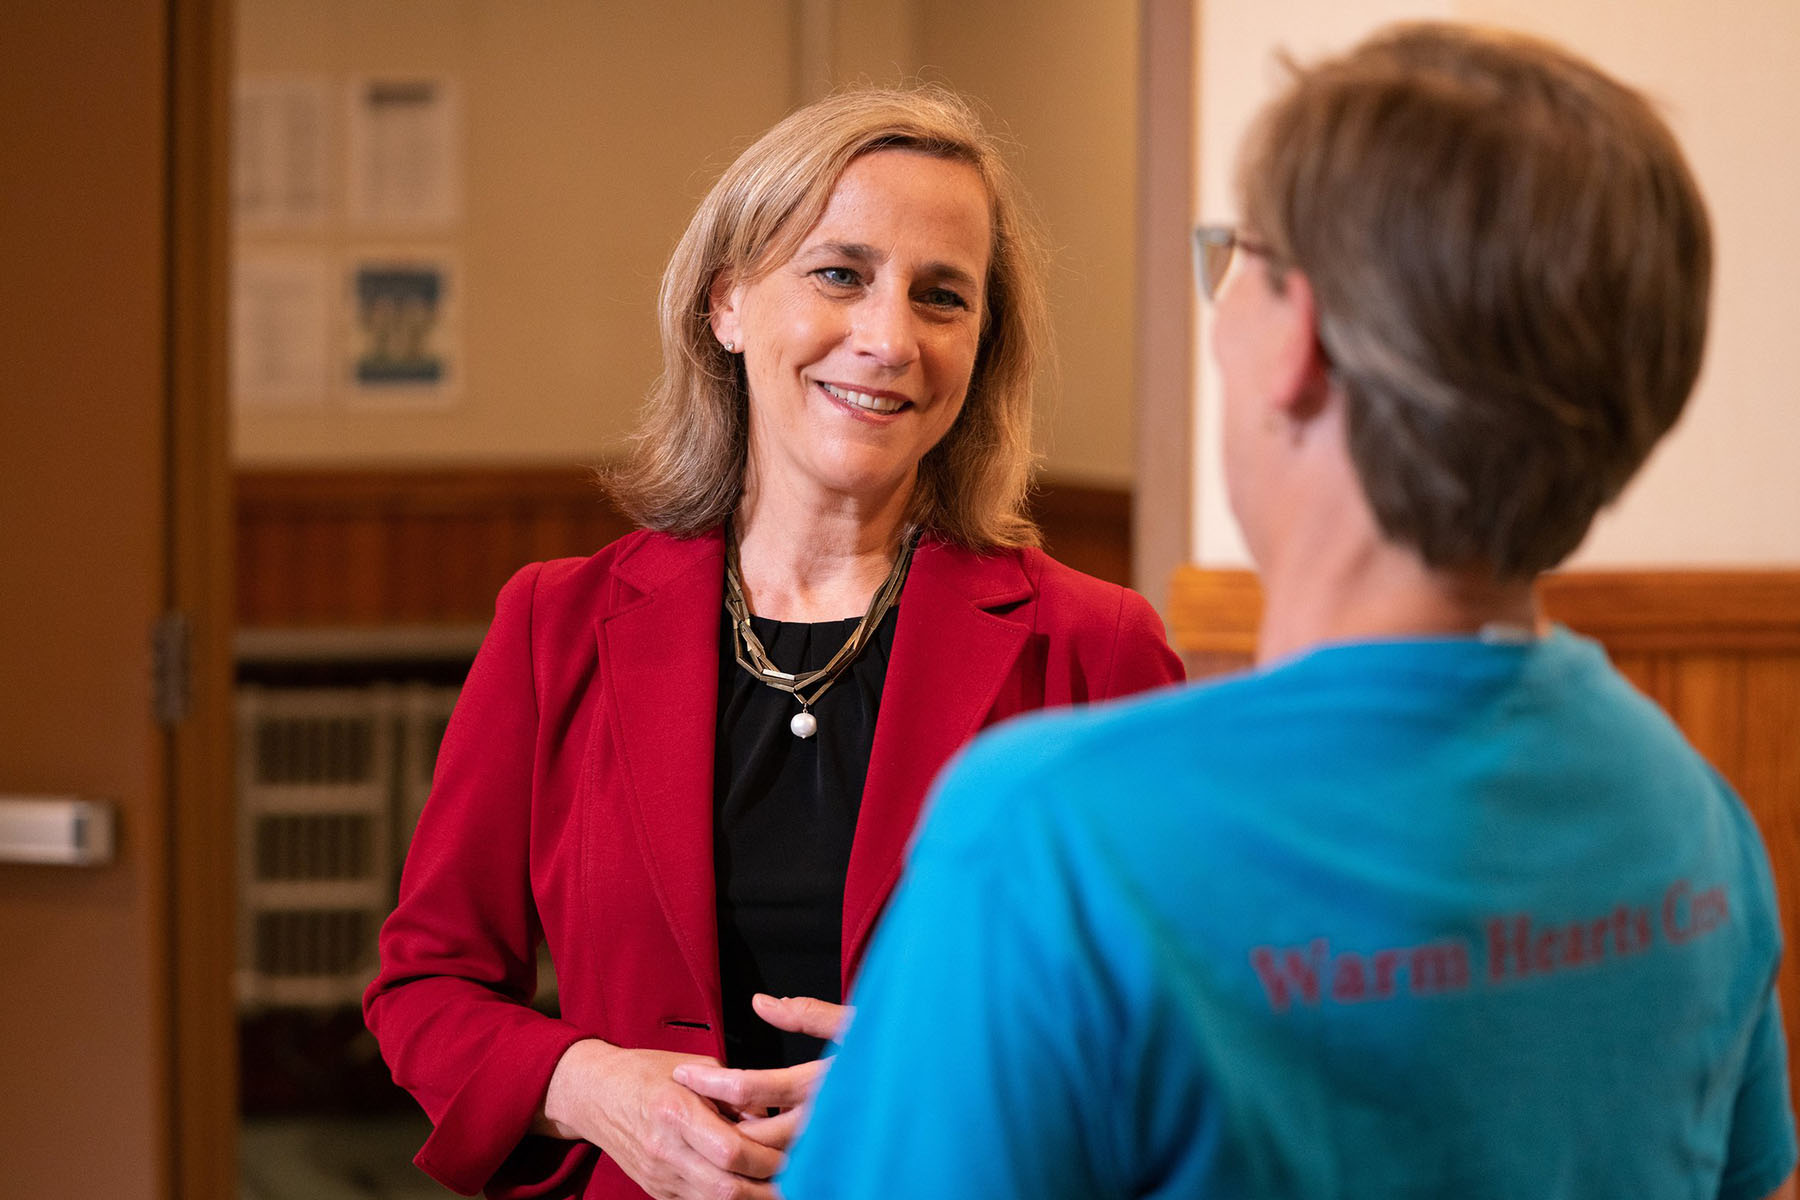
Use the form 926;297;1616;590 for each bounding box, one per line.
153;611;192;727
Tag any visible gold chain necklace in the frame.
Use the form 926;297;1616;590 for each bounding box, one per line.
723;526;918;739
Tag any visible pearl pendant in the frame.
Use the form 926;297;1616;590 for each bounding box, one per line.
790;709;818;739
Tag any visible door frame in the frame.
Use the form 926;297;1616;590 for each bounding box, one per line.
1133;0;1196;614
167;0;237;1195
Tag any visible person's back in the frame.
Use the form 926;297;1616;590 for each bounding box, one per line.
781;20;1796;1200
862;628;1782;1196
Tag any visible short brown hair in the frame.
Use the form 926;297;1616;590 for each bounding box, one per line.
605;85;1049;549
1239;22;1712;577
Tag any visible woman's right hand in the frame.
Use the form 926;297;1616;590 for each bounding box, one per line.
539;1039;784;1200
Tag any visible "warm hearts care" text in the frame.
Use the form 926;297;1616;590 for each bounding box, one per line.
1248;878;1729;1012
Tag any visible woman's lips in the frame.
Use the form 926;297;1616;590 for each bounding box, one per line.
818;380;910;416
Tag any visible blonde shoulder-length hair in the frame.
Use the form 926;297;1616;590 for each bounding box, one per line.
603;85;1049;549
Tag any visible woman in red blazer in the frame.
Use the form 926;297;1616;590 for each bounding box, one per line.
365;86;1182;1200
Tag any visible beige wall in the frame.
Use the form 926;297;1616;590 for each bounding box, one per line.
917;0;1141;485
1193;0;1800;567
234;0;793;466
234;0;1143;486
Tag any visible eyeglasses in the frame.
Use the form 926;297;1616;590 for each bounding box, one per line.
1192;224;1275;302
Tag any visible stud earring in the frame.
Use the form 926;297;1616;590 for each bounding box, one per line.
722;340;737;353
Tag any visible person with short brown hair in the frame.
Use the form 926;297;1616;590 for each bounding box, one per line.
1234;23;1712;580
364;85;1181;1200
782;24;1796;1200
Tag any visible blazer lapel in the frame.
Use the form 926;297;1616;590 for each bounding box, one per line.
841;539;1033;985
598;529;726;1022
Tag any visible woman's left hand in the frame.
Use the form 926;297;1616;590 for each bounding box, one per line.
673;993;851;1152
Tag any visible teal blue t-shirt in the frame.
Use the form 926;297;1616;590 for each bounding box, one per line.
783;629;1795;1199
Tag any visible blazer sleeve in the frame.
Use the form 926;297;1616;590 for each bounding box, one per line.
1100;588;1186;698
364;563;596;1198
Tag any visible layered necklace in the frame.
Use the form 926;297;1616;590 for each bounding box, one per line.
723;526;919;739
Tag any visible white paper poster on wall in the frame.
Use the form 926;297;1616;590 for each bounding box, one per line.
346;77;462;230
232;253;333;408
233;77;332;230
345;253;460;408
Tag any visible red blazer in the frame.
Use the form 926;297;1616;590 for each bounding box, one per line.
365;527;1183;1198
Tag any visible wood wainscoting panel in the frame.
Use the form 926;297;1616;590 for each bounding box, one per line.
1171;564;1800;1107
1537;570;1800;653
1030;479;1133;590
236;467;1135;628
237;467;637;626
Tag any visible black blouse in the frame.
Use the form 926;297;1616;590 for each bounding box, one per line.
712;603;899;1069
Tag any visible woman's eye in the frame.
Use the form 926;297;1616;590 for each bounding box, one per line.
813;266;860;288
920;287;971;311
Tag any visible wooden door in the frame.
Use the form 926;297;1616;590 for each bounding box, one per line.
0;2;234;1196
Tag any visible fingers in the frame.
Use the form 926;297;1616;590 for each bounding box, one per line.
674;1062;758;1109
661;1138;781;1200
734;1105;807;1152
670;1095;787;1180
751;992;852;1041
675;1059;826;1114
566;1045;785;1199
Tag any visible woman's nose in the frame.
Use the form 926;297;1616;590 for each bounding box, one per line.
850;286;919;368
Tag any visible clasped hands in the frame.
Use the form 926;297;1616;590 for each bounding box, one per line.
540;992;848;1200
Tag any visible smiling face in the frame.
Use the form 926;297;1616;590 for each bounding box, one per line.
711;149;993;519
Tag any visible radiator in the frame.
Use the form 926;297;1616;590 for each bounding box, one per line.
235;683;460;1009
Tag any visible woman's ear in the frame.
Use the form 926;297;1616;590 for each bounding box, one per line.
708;271;742;350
